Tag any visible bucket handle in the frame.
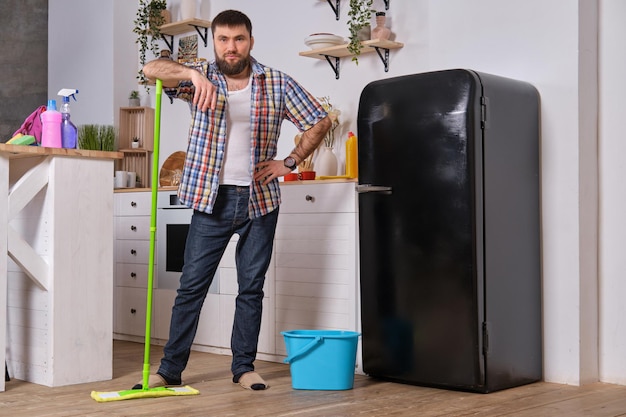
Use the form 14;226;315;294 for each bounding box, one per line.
283;336;323;364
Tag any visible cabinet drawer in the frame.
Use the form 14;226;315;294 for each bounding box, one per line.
114;287;150;336
115;239;152;264
115;192;152;216
280;182;356;213
116;216;151;240
116;262;154;288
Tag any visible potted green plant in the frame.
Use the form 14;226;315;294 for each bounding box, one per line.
78;125;116;151
99;125;116;151
347;0;374;64
133;0;168;86
129;90;140;107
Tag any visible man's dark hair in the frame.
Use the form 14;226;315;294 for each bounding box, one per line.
211;10;252;37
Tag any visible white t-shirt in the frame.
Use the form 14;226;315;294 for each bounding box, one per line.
220;76;253;186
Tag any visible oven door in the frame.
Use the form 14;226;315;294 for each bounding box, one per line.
156;191;219;293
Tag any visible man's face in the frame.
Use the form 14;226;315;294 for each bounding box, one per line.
213;24;254;76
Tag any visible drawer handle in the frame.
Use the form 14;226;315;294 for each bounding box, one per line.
130;225;137;231
130;308;136;315
130;249;137;255
130;272;136;278
131;201;137;207
305;194;315;202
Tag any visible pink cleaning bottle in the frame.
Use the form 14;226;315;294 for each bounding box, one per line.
41;99;62;148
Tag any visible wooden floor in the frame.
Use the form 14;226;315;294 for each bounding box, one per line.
3;340;626;417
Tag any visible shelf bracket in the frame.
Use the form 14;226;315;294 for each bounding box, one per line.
384;0;389;10
373;46;391;72
191;25;209;47
322;55;341;79
326;0;340;20
161;34;175;53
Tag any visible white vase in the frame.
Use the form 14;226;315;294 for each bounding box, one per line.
180;0;196;20
315;147;338;177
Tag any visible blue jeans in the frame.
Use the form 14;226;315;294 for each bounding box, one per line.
158;185;279;381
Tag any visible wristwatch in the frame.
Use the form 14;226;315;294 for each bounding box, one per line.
284;156;297;171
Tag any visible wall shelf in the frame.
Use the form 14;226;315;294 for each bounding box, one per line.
117;150;151;188
119;106;154;151
299;39;403;79
159;18;212;53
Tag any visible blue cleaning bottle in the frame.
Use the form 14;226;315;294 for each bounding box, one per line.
58;88;79;148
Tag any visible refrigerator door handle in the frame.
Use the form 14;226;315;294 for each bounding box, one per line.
356;184;393;194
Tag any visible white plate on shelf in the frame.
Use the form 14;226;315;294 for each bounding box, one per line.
304;33;345;50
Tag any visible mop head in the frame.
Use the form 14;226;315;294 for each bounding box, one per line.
90;386;199;402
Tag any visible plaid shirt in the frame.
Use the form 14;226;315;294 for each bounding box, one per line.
164;57;327;218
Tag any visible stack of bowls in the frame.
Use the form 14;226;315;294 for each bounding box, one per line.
304;33;345;49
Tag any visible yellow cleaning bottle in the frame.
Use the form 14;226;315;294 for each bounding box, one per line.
346;131;358;178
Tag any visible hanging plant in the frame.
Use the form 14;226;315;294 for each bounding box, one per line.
347;0;374;65
133;0;168;86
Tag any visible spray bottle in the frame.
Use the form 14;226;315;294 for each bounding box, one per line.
58;88;79;149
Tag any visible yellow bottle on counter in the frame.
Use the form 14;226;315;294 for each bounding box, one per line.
346;131;358;178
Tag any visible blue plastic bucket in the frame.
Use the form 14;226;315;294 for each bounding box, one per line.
281;329;360;390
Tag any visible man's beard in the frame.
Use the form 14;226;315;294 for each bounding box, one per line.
215;53;251;76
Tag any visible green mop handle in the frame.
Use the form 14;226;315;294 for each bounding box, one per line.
142;79;163;390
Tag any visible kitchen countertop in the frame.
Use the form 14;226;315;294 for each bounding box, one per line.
115;186;177;193
114;178;358;193
0;143;123;160
281;178;358;185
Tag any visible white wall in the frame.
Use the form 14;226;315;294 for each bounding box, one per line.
599;0;626;386
48;1;113;125
426;1;589;385
49;0;137;131
47;0;626;386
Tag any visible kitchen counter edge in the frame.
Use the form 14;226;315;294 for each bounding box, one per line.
114;178;357;193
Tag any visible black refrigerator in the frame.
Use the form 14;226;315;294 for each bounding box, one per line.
357;69;541;393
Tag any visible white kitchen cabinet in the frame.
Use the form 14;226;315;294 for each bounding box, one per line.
115;286;149;337
125;181;359;362
274;181;359;359
113;181;361;362
113;191;154;340
113;192;274;356
2;147;119;390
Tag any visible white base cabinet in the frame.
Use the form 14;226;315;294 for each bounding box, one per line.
113;181;357;365
274;182;359;361
2;149;118;390
113;193;274;356
113;192;154;339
